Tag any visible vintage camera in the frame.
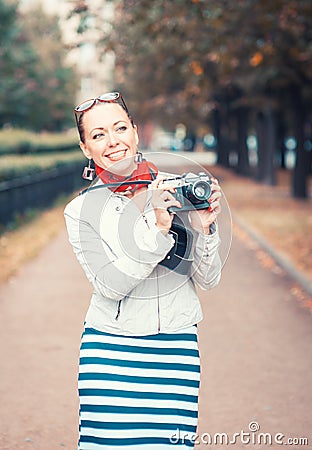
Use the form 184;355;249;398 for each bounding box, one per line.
162;172;212;212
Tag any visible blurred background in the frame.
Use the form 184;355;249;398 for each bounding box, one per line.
0;0;311;282
0;2;312;448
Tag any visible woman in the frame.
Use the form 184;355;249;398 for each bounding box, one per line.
64;92;222;449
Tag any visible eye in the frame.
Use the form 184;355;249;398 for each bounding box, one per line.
116;125;127;133
92;132;105;140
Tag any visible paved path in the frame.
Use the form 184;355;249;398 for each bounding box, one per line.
0;224;311;449
197;229;312;449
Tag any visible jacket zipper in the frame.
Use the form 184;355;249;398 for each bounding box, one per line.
142;213;160;331
115;295;129;321
116;212;160;329
142;213;148;227
115;204;146;322
156;266;160;331
115;300;122;320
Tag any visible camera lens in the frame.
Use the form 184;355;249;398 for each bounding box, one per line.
190;180;211;201
194;184;207;198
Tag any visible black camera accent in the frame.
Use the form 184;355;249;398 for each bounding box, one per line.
159;215;194;275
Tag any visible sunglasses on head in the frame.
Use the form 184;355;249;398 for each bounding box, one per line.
74;92;130;126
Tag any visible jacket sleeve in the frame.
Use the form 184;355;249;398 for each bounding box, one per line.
64;199;175;301
190;225;222;290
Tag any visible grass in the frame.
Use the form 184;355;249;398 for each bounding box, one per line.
0;200;70;285
0;151;83;167
0;150;84;182
0;128;78;154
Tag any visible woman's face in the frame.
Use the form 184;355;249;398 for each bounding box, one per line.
79;102;139;175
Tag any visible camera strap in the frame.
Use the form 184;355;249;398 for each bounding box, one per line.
79;180;152;196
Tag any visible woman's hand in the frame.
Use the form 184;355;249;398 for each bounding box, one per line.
150;177;181;235
189;178;222;235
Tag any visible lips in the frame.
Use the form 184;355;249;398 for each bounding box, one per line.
105;149;127;161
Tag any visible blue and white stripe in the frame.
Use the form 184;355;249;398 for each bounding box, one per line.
78;326;200;449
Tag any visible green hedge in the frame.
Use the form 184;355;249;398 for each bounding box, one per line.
0;151;85;183
0;128;79;155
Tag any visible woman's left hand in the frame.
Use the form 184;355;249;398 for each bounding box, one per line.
189;178;222;235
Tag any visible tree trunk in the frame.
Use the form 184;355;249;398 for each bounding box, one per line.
290;85;309;199
255;109;277;185
255;111;265;181
215;107;230;168
236;107;250;176
277;113;287;170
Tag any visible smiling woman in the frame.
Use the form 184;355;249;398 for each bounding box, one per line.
64;91;222;450
79;103;139;175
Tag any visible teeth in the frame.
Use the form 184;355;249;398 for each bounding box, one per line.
106;150;126;160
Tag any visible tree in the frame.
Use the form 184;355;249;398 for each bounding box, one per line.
0;0;79;131
0;0;38;127
72;0;312;196
207;0;312;194
76;0;216;128
21;4;79;131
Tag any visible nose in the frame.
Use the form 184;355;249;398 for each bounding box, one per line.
107;130;119;147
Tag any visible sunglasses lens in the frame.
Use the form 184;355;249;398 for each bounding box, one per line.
74;92;127;122
75;99;95;112
98;92;120;102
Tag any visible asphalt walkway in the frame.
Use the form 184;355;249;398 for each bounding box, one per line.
0;222;311;449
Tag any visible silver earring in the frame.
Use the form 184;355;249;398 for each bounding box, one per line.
82;159;95;180
134;151;143;164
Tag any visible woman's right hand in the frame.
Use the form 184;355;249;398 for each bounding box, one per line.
150;178;181;235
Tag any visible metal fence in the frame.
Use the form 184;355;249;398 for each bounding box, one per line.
0;162;86;227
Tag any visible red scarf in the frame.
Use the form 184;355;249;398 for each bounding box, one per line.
95;160;158;193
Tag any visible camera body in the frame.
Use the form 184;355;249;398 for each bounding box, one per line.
161;172;212;212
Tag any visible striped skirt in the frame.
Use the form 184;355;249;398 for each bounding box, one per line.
78;326;200;449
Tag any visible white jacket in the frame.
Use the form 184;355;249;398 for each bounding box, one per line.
64;179;221;336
